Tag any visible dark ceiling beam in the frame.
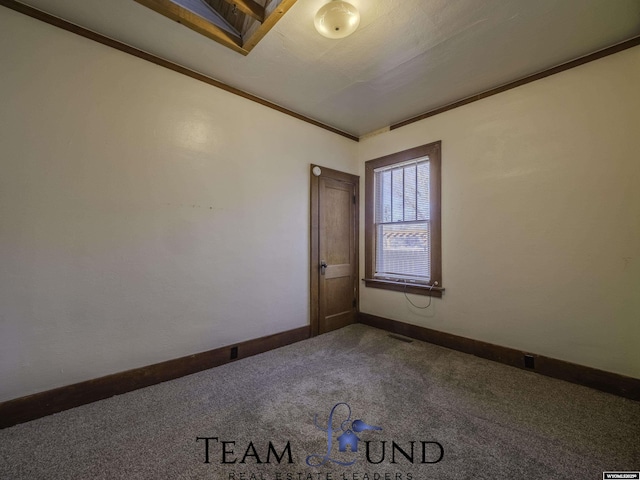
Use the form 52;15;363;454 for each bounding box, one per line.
217;0;264;23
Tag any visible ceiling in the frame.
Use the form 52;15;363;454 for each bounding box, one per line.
12;0;640;138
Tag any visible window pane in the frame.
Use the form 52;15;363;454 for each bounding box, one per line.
417;161;430;220
374;159;431;281
374;170;393;224
392;168;404;222
376;222;431;281
404;164;417;221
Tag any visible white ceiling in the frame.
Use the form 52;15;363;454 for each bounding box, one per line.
15;0;640;137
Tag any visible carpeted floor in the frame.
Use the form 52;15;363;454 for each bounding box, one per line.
1;324;638;479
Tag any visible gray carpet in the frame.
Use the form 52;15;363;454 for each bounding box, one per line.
1;324;638;479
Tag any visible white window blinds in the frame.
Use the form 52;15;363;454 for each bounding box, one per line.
374;156;431;283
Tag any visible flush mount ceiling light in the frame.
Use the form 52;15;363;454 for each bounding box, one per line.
314;0;360;39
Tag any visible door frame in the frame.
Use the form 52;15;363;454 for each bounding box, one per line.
310;164;360;337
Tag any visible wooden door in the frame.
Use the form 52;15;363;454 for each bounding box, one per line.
310;165;359;335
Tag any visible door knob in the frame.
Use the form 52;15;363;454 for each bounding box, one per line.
320;261;328;275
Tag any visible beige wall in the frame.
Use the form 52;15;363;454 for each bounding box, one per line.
2;7;639;404
358;46;640;378
0;8;357;402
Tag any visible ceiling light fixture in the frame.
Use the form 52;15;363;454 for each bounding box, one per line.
314;0;360;39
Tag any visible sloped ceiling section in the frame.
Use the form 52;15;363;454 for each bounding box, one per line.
133;0;297;55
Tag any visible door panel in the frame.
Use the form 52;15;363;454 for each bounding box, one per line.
325;183;352;265
325;276;354;317
310;165;359;336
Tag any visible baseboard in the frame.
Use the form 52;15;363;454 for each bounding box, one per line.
0;325;310;429
359;312;639;401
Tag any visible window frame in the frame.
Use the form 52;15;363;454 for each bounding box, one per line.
364;141;443;297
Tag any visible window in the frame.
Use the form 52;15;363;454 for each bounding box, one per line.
364;141;443;297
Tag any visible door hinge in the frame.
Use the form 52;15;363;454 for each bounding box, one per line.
353;194;356;204
352;298;357;308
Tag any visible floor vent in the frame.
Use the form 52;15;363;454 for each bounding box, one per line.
388;334;413;343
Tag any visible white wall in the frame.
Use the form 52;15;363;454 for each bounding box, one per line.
358;46;640;379
0;7;358;402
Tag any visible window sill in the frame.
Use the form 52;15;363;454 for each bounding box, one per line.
363;278;444;297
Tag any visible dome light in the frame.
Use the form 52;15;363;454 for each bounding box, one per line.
314;1;360;39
